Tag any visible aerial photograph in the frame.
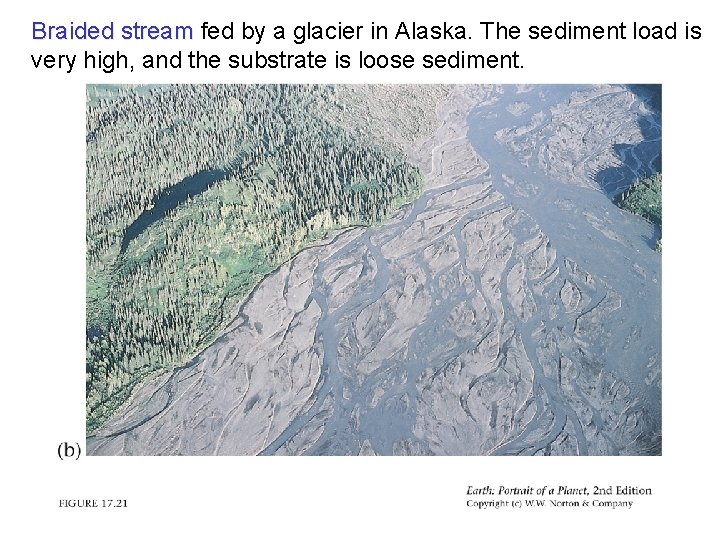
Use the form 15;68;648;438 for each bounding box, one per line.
86;84;661;456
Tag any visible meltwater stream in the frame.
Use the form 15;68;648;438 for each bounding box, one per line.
469;85;661;454
265;85;661;455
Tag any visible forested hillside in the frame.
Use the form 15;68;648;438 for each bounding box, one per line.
616;173;662;226
86;84;431;432
615;172;662;251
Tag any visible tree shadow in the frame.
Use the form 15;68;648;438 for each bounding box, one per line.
120;167;228;253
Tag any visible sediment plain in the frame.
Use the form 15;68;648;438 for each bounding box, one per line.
88;84;661;456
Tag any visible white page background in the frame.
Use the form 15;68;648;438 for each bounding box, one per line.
1;1;715;536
